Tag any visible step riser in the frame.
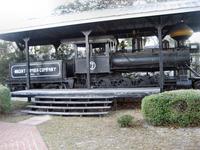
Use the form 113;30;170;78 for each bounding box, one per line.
22;110;109;116
27;106;111;110
35;96;114;99
32;101;113;104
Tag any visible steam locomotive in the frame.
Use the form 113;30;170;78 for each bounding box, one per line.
7;23;200;91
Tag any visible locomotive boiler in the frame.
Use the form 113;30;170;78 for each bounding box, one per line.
111;50;189;72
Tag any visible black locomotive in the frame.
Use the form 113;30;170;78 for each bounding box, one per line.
7;24;200;91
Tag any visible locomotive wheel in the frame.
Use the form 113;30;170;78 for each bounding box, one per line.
194;81;200;89
117;78;132;88
59;83;67;89
138;77;151;87
12;85;25;91
43;84;61;89
96;78;111;88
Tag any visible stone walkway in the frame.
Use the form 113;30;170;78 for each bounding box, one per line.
0;121;48;150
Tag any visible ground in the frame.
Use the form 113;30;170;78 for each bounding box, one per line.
1;101;200;150
38;109;200;150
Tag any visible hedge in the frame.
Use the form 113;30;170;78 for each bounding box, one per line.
0;85;11;113
142;90;200;127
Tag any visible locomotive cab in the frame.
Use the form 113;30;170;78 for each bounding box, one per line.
73;37;116;74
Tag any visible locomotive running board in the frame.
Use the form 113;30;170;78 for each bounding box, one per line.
12;87;160;99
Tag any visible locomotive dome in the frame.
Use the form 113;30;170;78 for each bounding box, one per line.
170;23;193;41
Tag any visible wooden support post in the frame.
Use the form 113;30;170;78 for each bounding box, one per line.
23;37;31;102
53;42;61;59
74;44;78;59
157;25;164;92
82;31;92;89
132;30;136;52
114;99;117;111
24;38;30;89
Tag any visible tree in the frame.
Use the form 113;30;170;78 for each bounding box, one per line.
51;43;74;60
30;45;54;61
0;41;25;84
54;0;175;15
54;0;133;15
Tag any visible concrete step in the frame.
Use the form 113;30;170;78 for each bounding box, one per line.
35;95;114;100
24;95;113;116
32;100;113;104
22;110;109;116
27;105;111;110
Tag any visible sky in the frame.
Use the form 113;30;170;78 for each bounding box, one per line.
0;0;66;21
189;33;200;43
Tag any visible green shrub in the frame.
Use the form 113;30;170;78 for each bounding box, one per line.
117;115;134;127
142;90;200;127
0;85;11;113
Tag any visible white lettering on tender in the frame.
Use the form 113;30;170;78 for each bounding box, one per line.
14;69;25;74
30;67;57;73
14;66;57;76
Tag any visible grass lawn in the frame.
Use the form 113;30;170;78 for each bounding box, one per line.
0;100;32;123
38;109;200;150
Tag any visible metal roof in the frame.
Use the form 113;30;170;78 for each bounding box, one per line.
0;0;200;45
0;0;199;34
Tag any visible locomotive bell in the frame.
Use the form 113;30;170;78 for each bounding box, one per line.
170;23;193;41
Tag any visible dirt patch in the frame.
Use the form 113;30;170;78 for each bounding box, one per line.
38;109;200;150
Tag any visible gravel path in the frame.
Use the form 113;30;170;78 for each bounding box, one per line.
38;109;200;150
